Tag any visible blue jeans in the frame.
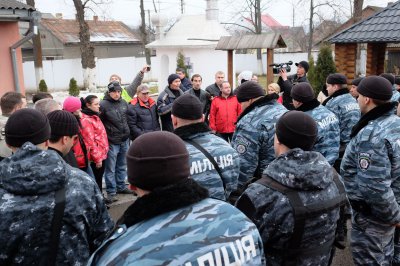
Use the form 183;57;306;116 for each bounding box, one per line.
104;139;129;195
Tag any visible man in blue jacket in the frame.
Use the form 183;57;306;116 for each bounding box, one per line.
341;76;400;265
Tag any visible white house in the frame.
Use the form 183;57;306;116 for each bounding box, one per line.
146;0;230;91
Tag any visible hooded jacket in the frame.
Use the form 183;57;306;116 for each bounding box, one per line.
231;95;287;188
209;95;242;134
127;97;160;141
81;111;109;164
100;93;130;144
0;142;114;265
237;149;342;266
157;86;184;132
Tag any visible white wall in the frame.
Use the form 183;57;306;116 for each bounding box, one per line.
154;48;228;92
23;57;160;92
24;49;363;93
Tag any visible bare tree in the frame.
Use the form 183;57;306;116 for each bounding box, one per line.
140;0;151;65
26;0;43;90
72;0;96;90
298;0;343;58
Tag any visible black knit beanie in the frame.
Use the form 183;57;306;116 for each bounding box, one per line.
380;73;395;85
276;111;317;151
395;76;400;86
171;94;203;120
107;81;122;92
5;109;50;147
357;76;392;101
47;110;79;137
326;73;347;85
291;82;315;103
168;74;181;85
236;81;266;103
127;131;190;191
351;77;364;86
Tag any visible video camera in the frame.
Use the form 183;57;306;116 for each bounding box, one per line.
269;61;293;74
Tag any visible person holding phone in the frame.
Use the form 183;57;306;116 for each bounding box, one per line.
109;65;150;102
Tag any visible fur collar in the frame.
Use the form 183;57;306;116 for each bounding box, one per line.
350;102;396;138
236;94;278;123
174;122;211;140
81;108;99;116
117;179;208;228
296;99;320;112
322;88;349;106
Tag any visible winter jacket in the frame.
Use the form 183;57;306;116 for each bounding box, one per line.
296;99;340;165
278;74;308;110
100;93;130;144
72;131;88;169
209;95;242;134
232;95;287;188
205;83;221;97
88;179;265;265
179;77;193;92
81;111;109;164
121;71;144;102
237;149;343;266
323;89;360;146
0;114;12;159
174;123;239;200
157;86;184;132
127;97;160;141
341;102;400;225
391;85;400;102
0;142;114;265
185;88;211;115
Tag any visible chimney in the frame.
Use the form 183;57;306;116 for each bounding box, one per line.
93;15;98;22
151;14;166;40
55;13;63;19
206;0;218;21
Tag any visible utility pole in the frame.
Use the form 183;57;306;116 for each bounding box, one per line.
26;0;43;90
181;0;184;14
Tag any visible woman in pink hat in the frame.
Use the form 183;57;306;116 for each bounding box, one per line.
63;96;94;178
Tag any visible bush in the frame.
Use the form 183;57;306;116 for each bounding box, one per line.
69;78;79;96
176;51;188;76
38;79;48;92
307;56;317;94
314;44;336;94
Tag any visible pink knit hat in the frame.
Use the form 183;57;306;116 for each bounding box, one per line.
63;96;82;113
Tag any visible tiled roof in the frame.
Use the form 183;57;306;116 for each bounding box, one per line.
0;0;35;11
40;18;140;44
329;1;400;43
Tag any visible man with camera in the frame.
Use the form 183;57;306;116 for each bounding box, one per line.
278;60;309;110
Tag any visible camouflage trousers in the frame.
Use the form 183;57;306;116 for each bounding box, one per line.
351;211;395;266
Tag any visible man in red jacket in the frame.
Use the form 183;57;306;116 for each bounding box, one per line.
209;81;241;142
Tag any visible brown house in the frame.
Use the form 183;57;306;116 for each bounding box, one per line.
329;2;400;81
22;16;143;61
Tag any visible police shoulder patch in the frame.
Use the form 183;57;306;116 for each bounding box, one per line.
234;136;251;154
358;152;371;171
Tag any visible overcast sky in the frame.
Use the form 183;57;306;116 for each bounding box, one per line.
31;0;393;29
